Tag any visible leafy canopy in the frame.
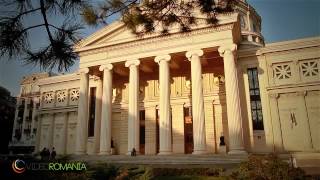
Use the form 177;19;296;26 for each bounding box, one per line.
0;0;234;71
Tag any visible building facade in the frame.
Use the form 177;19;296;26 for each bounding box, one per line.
10;0;319;159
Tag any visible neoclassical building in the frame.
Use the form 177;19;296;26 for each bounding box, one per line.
10;0;319;161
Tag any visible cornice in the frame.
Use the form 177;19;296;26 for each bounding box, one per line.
37;73;80;86
259;36;320;55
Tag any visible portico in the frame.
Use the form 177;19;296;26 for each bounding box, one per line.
67;10;251;155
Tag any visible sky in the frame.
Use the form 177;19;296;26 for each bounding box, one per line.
0;0;319;96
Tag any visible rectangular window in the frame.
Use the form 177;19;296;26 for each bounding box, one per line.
88;87;96;137
247;68;264;130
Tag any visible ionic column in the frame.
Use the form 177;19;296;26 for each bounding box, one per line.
218;44;246;154
155;55;172;155
99;64;113;155
94;77;103;154
75;68;90;155
125;60;140;154
186;50;207;155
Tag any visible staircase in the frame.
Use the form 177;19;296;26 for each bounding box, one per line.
70;154;248;168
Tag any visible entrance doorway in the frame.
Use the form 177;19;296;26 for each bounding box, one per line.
140;110;145;155
184;107;193;154
156;109;160;154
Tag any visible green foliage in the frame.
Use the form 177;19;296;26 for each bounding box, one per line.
230;154;306;180
83;0;235;35
0;0;86;71
87;163;120;180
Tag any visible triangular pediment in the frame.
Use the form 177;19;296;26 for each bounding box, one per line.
74;20;141;51
75;12;239;52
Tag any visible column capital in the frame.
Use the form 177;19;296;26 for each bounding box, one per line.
99;64;113;71
269;93;280;99
125;59;140;67
186;49;204;60
218;44;237;57
79;68;89;74
155;54;171;64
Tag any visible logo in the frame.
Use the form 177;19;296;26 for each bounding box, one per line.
12;159;26;174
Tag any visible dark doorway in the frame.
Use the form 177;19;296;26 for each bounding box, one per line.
139;110;145;155
184;107;193;154
156;109;160;154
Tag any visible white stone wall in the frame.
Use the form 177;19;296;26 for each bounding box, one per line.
238;37;320;153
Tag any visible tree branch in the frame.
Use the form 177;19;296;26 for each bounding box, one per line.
40;0;54;43
14;8;41;20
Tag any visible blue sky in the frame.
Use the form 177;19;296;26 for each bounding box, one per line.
0;0;319;96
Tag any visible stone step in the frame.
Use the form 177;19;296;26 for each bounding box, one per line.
69;155;248;166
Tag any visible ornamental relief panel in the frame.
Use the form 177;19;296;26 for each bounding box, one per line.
269;58;319;86
56;90;67;103
69;88;80;105
299;59;319;82
42;88;80;108
56;90;68;106
272;63;293;84
43;92;54;104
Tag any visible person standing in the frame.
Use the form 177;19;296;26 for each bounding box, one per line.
50;147;56;160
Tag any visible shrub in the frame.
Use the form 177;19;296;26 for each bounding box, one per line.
88;163;120;180
230;154;306;180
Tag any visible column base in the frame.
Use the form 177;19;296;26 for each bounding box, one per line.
158;151;172;155
192;150;207;155
228;149;247;155
127;151;140;156
99;151;111;155
75;151;86;155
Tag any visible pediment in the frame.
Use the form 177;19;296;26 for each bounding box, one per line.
75;13;239;53
75;20;140;51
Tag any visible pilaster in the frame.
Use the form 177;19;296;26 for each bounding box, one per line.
75;68;89;155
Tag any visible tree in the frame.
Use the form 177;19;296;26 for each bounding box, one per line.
0;0;234;72
83;0;234;35
0;86;16;154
